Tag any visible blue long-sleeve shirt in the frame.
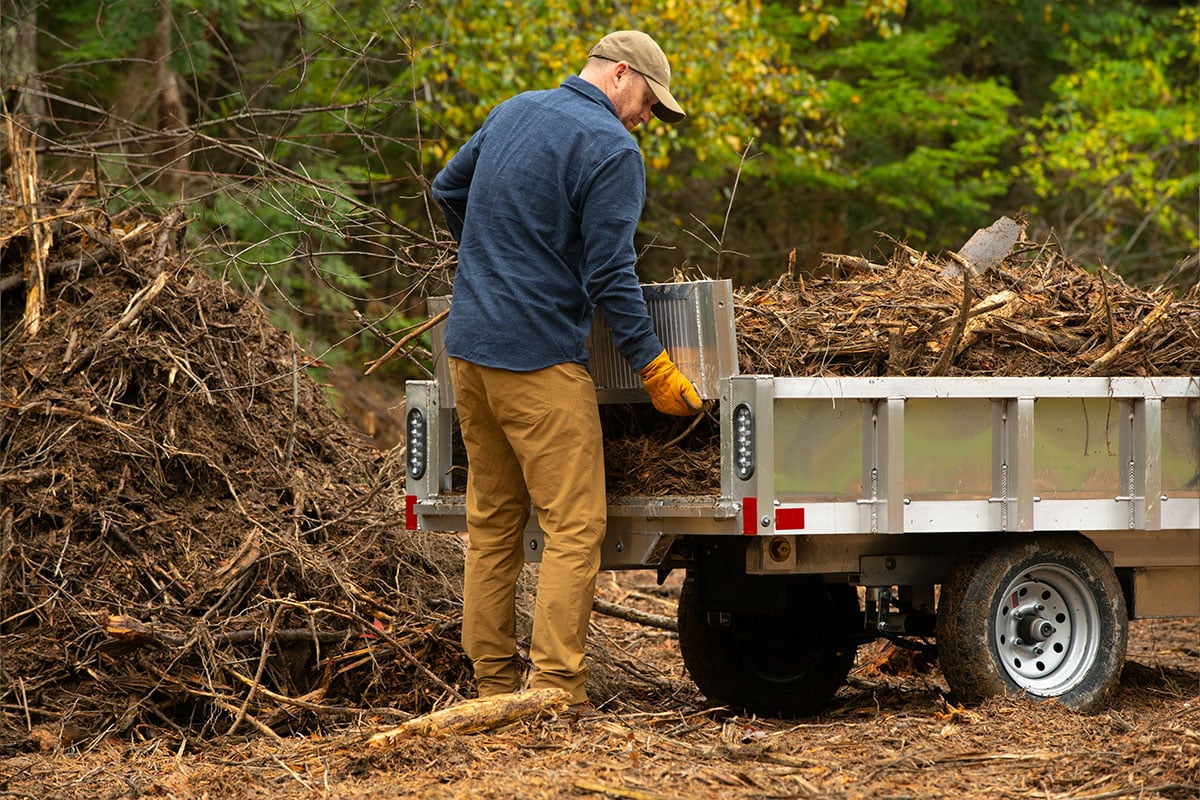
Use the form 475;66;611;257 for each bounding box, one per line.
431;75;663;373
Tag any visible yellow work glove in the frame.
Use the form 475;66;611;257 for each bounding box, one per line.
638;350;703;416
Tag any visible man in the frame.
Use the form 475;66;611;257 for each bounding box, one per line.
430;30;701;712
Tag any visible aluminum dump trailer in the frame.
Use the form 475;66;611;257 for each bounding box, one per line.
403;280;1200;716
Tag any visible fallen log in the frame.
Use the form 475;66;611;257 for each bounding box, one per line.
367;688;570;746
593;597;678;632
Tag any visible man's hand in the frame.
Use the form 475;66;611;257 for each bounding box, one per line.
638;350;703;416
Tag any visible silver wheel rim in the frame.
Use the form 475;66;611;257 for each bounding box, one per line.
993;563;1099;697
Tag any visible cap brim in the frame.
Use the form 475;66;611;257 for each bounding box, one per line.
645;75;685;124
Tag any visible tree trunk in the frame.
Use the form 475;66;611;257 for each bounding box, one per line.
153;0;188;197
0;0;48;129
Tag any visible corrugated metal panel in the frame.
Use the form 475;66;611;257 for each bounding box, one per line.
426;280;739;407
588;280;737;402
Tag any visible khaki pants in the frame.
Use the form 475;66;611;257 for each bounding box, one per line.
448;358;606;705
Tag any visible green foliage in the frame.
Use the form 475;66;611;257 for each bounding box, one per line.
1017;5;1198;281
385;0;840;184
42;0;246;83
755;3;1020;254
196;172;373;357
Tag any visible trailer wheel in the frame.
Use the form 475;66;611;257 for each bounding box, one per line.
936;533;1127;713
677;576;860;717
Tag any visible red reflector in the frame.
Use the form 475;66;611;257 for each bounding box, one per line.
405;494;418;531
742;497;758;535
776;507;805;530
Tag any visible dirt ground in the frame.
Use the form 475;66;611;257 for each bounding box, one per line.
3;567;1197;800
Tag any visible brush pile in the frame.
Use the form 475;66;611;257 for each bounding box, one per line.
734;238;1199;379
603;233;1199;497
0;131;473;747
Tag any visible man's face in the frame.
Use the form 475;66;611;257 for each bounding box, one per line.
612;67;657;131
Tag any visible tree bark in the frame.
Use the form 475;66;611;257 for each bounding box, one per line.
367;689;571;746
0;0;48;129
153;0;188;197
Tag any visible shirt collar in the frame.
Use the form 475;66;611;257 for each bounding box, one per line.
561;74;618;120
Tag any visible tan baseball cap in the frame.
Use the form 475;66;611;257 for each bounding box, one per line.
588;30;685;124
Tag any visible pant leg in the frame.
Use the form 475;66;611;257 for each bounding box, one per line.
485;363;606;704
449;358;530;696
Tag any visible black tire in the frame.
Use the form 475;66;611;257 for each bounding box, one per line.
936;533;1127;713
677;575;860;717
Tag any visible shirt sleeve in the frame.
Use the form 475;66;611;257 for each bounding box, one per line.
431;132;482;242
578;148;664;372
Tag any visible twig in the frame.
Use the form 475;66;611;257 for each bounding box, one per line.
227;605;284;736
9;115;50;337
1;401;138;435
0;250;111;294
662;405;709;449
104;615;357;649
284;338;298;471
929;268;971;376
572;781;697;800
268;752;317;793
363;307;449;375
716;138;755;276
63;269;171;376
1100;268;1116;349
353;310;398;346
945;248;976;276
225;667;405;719
313;606;465;702
208;695;280;740
18;678;31;733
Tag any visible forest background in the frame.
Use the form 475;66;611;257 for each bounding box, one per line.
3;0;1197;389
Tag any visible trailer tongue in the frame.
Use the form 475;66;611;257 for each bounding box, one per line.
405;280;1200;716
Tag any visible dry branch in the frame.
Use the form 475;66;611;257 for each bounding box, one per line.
105;615;361;649
2;162;470;742
363;307;449;375
63;269;170;376
367;689;570;746
929;269;971;376
593;598;679;632
1085;295;1172;374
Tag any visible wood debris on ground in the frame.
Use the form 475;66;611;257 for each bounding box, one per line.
366;688;570;746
